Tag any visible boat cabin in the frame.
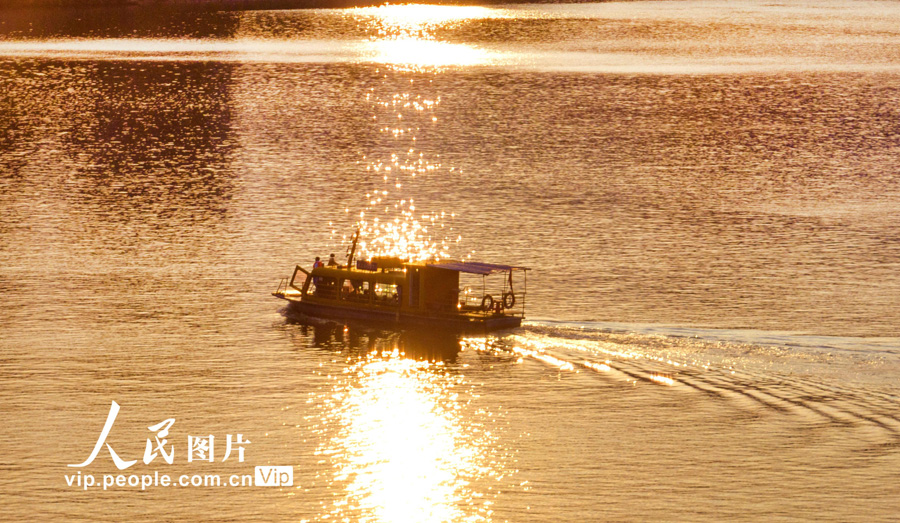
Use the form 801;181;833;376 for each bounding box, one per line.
274;256;528;330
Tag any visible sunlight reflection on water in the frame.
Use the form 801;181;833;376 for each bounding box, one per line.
4;0;900;73
311;352;511;522
361;38;497;69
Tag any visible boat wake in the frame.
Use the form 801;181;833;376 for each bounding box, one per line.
508;320;900;450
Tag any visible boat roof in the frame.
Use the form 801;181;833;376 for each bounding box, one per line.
429;261;529;275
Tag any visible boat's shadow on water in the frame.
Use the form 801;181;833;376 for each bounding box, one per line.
282;313;500;362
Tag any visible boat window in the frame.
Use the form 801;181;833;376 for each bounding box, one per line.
374;283;400;306
310;277;338;300
342;279;371;302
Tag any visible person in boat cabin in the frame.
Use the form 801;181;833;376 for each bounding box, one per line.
312;256;323;288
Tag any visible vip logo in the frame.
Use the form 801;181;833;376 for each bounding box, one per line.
254;466;293;487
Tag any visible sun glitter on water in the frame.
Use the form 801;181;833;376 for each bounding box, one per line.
332;80;468;263
327;5;492;263
351;4;496;41
311;352;511;522
345;4;501;69
336;85;460;262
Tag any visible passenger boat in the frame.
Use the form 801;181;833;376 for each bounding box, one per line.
273;238;528;332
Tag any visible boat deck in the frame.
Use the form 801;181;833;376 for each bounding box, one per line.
273;289;522;332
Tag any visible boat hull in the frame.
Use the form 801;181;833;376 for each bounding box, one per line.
277;295;522;332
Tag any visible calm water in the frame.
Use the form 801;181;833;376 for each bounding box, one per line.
2;2;900;521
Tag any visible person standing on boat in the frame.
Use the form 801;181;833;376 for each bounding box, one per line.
327;253;338;267
312;256;323;290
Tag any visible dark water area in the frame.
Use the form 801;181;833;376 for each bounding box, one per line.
0;5;242;39
2;2;900;521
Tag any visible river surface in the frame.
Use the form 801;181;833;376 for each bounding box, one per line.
2;2;900;521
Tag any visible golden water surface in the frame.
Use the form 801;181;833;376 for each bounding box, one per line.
2;2;900;521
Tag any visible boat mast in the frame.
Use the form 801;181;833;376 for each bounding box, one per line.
346;228;360;268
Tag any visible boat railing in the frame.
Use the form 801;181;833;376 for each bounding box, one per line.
274;277;288;296
459;289;526;318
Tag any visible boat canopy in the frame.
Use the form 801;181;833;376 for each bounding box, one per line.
429;261;529;275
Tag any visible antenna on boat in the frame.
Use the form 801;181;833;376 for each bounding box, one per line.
346;227;360;269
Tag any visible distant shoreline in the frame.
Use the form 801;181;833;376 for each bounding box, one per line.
0;0;509;11
0;1;386;10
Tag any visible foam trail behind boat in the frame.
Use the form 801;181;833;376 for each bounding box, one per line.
506;321;900;448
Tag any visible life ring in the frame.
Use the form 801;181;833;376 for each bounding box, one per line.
503;292;516;309
481;294;494;311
